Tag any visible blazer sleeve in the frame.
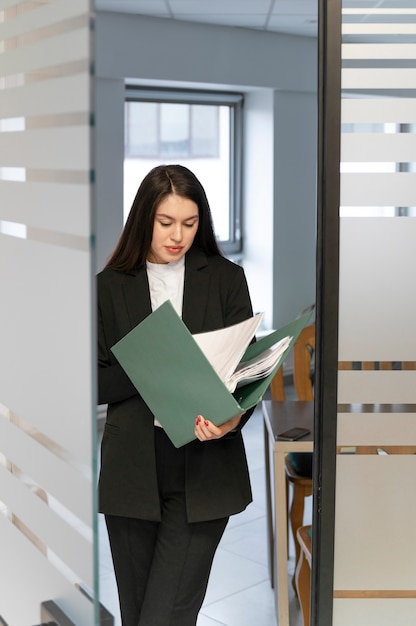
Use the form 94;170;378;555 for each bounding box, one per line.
223;263;254;330
97;299;138;406
96;270;140;406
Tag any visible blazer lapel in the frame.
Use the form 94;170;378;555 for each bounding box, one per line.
122;268;152;329
182;247;210;334
121;248;210;334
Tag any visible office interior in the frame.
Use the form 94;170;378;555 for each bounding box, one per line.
1;1;415;625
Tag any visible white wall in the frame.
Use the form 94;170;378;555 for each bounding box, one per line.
94;13;318;328
243;89;275;328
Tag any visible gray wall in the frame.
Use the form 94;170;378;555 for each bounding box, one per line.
94;13;317;328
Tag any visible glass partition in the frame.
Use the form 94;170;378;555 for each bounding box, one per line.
0;1;99;623
314;1;416;624
334;2;416;623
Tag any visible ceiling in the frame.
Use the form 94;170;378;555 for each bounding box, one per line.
95;0;319;38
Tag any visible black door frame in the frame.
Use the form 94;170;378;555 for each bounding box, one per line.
311;1;342;624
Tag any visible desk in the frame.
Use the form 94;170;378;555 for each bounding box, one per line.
263;400;314;626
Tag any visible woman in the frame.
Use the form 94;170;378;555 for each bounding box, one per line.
97;164;255;626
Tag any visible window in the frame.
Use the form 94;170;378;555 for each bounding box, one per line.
126;102;219;159
124;88;243;253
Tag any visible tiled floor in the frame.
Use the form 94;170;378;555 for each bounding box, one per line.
98;399;312;626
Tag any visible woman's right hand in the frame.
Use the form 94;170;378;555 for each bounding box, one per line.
194;413;243;441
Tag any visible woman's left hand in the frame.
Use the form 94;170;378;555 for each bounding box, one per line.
194;413;244;441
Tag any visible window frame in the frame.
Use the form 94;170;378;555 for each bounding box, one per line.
124;86;244;255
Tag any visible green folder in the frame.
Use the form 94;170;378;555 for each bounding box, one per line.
111;301;311;447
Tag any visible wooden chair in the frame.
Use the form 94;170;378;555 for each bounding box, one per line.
295;525;312;626
270;324;315;572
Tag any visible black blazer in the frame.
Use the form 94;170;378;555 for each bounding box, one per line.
97;247;255;523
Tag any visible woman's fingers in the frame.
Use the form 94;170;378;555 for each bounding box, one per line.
194;414;242;441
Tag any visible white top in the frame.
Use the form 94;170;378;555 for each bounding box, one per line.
146;256;185;427
146;256;185;318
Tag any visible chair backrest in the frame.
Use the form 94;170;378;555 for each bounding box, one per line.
270;363;286;400
293;324;315;401
270;323;315;401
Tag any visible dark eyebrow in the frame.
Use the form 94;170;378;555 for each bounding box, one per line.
156;212;199;221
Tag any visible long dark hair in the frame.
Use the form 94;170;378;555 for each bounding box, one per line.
105;164;223;270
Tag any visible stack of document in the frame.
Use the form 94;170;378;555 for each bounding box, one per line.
226;336;292;391
192;314;292;391
111;301;312;447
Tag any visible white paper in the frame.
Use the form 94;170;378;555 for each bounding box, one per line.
226;335;292;392
193;313;292;392
193;312;264;384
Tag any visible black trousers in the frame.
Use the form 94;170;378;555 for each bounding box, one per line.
105;427;228;626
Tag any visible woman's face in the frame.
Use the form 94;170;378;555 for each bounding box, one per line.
147;193;199;264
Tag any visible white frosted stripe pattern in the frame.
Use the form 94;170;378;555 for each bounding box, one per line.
338;372;416;404
335;3;416;625
1;74;90;115
334;457;416;588
0;414;91;525
342;23;416;34
1;0;89;35
342;43;416;59
337;412;416;446
341;134;416;162
0;513;95;626
1;127;90;168
338;218;416;360
343;8;416;13
342;69;416;90
0;0;96;623
0;182;90;235
340;173;416;205
342;99;416;124
1;27;90;73
333;600;416;626
1;237;93;462
0;464;92;585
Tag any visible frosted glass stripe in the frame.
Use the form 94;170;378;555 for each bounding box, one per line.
340;173;416;205
0;168;90;184
1;112;91;130
0;513;94;626
1;14;88;50
0;236;93;464
338;217;416;359
0;74;90;116
0;464;93;585
342;98;416;124
336;4;416;625
342;68;416;90
338;372;416;404
0;0;95;623
0;414;91;525
333;599;416;626
0;28;90;74
342;23;416;34
341;133;416;162
0;181;90;235
1;127;90;169
342;43;416;59
0;60;89;90
27;169;90;183
343;8;416;14
26;226;90;250
337;412;416;446
338;363;416;371
334;457;416;588
335;590;416;598
0;0;90;37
